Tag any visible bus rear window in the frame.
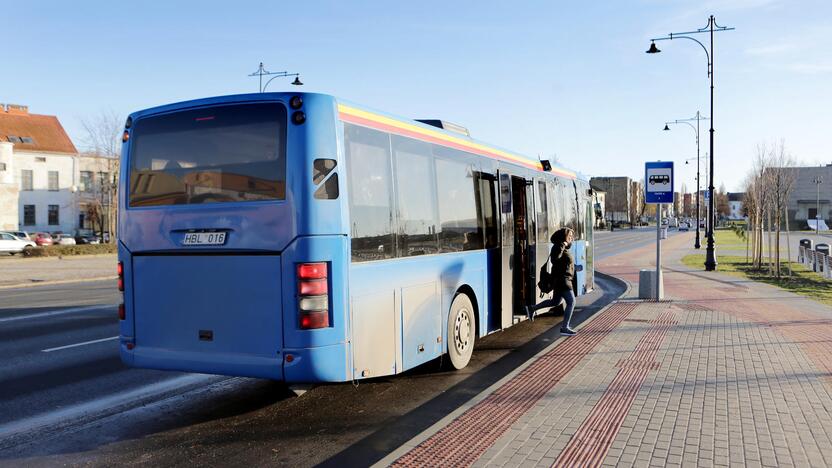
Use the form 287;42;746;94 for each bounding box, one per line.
128;103;287;207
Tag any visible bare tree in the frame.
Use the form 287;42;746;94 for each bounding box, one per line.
81;110;123;243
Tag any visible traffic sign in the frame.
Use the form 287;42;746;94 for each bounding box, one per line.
645;161;674;204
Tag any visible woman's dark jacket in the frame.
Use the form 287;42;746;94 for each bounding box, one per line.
550;244;574;293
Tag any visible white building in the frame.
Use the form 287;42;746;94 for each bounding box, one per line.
727;192;745;220
0;103;79;234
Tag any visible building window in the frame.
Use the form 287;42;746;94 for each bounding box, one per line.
23;205;35;226
80;171;93;192
98;171;110;189
48;205;59;225
21;169;33;191
35;157;46;162
0;162;6;171
48;171;59;191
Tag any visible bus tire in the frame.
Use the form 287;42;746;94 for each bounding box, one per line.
447;293;476;370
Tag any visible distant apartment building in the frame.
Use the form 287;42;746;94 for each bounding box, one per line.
772;164;832;230
590;176;633;225
0;103;79;234
727;192;745;220
77;153;119;234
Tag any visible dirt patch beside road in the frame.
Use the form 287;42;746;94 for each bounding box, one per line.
0;254;117;288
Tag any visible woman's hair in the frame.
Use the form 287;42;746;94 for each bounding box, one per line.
550;227;574;245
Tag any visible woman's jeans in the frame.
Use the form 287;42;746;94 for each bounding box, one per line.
530;289;575;330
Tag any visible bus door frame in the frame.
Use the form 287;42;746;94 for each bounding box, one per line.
497;171;514;329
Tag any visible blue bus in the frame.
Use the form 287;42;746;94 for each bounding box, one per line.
117;93;594;383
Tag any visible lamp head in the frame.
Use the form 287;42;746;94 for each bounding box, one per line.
292;76;303;86
663;124;670;131
646;42;661;54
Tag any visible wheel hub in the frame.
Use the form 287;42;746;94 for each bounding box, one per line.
454;308;471;353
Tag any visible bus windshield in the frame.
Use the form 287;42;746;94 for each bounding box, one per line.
128;102;287;207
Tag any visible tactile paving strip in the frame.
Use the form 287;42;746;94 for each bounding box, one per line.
390;301;639;467
553;309;677;468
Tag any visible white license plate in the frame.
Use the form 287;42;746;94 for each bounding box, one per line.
182;232;226;246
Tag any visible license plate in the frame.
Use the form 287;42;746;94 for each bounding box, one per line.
182;232;226;246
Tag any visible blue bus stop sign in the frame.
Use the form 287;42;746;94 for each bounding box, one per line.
645;161;674;204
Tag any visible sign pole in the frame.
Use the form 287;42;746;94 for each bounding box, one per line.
656;203;663;300
645;161;673;300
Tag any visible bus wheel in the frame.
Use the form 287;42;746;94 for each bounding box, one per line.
447;293;476;370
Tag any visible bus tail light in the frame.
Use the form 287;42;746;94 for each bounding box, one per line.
118;261;124;291
297;262;330;330
118;303;125;320
299;310;329;329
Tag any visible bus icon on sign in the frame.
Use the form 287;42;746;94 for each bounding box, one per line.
649;174;670;185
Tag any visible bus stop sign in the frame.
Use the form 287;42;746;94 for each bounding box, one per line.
645;161;674;204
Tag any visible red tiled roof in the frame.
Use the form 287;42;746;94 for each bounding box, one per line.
0;109;77;154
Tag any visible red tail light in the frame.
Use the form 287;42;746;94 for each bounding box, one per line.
297;262;330;329
298;263;327;279
118;303;125;320
299;279;327;296
117;261;124;291
299;310;330;329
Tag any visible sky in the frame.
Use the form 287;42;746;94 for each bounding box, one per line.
3;0;831;192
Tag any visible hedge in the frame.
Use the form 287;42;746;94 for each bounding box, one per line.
28;244;117;257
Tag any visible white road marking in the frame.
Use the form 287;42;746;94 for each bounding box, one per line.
41;336;119;353
0;304;115;323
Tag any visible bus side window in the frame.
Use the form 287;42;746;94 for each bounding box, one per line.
313;159;339;200
392;135;439;256
475;172;499;249
436;158;482;252
345;124;395;262
537;180;548;242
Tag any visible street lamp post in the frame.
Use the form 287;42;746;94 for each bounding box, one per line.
248;62;303;92
647;15;734;271
814;174;824;238
664;111;709;249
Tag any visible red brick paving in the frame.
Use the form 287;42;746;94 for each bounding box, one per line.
391;302;637;467
554;309;677;467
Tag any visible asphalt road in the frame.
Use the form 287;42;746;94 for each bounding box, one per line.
0;228;664;466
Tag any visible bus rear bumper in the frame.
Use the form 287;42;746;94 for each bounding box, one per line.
122;344;284;381
282;343;350;383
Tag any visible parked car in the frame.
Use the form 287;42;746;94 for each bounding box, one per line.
51;231;77;245
33;232;54;246
0;232;36;256
6;230;31;240
73;230;100;244
678;222;690;232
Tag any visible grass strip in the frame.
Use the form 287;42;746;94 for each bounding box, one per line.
681;254;832;307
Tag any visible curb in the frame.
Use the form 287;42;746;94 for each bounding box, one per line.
0;276;117;290
373;272;633;467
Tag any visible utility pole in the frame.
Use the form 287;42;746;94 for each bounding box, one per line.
814;174;824;237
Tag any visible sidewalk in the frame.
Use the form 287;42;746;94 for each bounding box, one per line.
0;254;117;288
377;233;832;467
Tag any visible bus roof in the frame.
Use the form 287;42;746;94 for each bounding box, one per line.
337;99;580;181
127;92;584;182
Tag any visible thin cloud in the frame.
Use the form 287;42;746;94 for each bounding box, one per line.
787;62;832;74
745;43;795;56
